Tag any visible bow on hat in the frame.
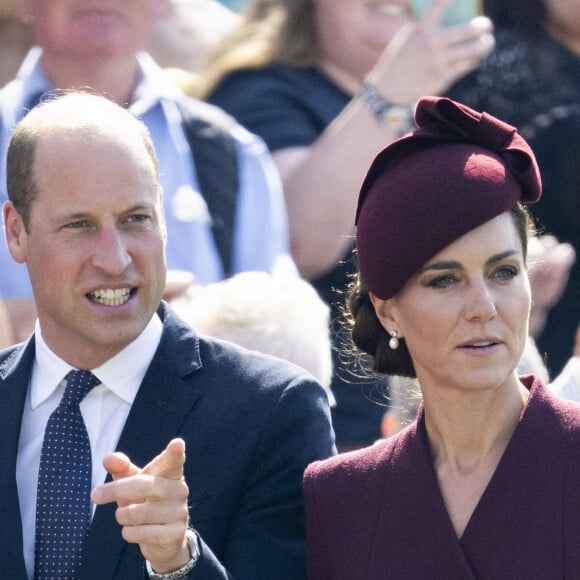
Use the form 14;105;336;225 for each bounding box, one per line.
354;96;542;300
356;96;541;224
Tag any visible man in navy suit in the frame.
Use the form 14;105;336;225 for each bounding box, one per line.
0;90;335;579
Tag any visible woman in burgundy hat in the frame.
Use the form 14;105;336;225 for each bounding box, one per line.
303;96;580;580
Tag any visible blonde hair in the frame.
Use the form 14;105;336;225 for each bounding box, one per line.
172;270;334;402
195;0;319;98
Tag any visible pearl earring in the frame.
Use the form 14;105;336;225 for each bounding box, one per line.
389;330;399;350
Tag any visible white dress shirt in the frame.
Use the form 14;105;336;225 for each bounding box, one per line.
17;314;163;579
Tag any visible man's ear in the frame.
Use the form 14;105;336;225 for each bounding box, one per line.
3;202;28;264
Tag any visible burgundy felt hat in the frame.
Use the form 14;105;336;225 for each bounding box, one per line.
355;96;542;300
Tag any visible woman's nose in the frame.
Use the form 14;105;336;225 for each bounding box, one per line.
463;281;497;322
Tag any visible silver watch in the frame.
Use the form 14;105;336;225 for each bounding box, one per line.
146;529;200;579
360;80;415;136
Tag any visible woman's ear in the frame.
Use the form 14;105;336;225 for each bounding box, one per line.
369;292;398;326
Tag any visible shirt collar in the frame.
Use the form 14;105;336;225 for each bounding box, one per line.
14;47;182;119
130;52;184;116
10;47;52;116
31;313;164;409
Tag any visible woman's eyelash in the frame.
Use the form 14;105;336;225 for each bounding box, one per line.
425;265;519;289
493;265;519;279
425;274;457;289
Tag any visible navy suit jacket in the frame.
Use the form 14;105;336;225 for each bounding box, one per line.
0;303;336;579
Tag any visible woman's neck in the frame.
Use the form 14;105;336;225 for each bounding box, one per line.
423;377;529;474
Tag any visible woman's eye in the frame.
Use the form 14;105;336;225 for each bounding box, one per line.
426;274;457;289
493;265;518;281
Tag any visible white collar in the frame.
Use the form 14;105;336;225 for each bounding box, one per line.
31;313;164;409
11;48;183;120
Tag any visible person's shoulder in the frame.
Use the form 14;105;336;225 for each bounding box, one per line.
210;65;332;100
161;303;325;397
546;390;580;431
215;64;313;84
527;374;580;433
175;93;240;135
0;339;31;379
305;427;412;485
176;91;271;154
549;357;580;402
0;342;22;365
198;330;320;387
194;332;332;434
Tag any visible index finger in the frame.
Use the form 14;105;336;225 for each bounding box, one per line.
142;438;186;480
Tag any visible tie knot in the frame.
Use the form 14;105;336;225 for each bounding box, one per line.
61;370;100;408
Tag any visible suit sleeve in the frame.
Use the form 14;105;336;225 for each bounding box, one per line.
188;377;336;579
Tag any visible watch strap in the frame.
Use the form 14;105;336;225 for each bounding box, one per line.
146;529;200;579
360;81;415;136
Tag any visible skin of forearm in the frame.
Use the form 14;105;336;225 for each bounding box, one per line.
276;96;408;279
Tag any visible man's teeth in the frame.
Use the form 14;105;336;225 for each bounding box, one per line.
471;342;493;347
91;288;131;306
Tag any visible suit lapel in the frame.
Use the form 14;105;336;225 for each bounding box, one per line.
0;339;36;578
81;305;203;579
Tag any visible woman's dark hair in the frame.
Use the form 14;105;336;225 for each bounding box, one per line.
344;204;535;378
483;0;547;38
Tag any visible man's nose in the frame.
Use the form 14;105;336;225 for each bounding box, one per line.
90;228;131;275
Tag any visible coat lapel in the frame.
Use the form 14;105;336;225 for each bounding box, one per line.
81;305;203;579
367;414;478;580
368;378;566;579
460;378;567;578
0;339;36;578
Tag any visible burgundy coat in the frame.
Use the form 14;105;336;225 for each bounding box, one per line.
304;376;580;579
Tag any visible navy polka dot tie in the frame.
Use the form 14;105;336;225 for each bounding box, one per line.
35;370;100;580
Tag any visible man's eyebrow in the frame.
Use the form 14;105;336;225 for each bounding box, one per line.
122;202;157;213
